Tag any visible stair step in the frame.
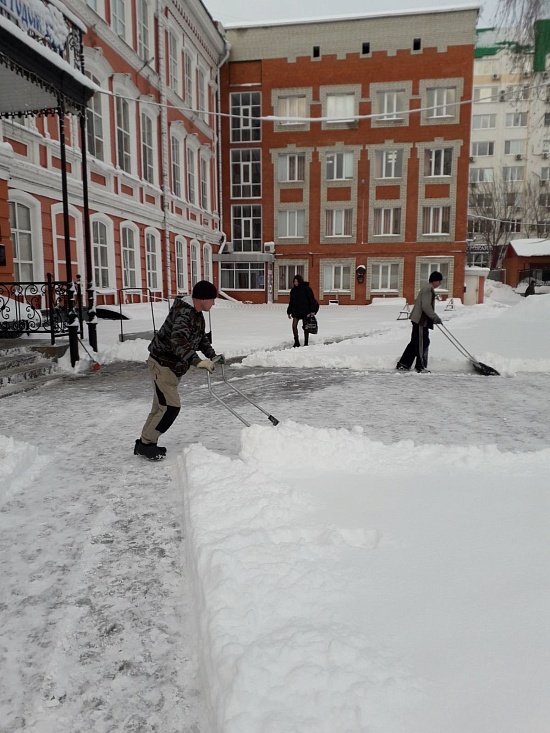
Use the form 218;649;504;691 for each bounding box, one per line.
0;360;57;389
0;371;62;399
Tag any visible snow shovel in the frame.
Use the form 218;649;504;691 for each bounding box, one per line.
436;323;499;376
206;361;280;427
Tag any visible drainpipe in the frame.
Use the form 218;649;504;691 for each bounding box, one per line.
157;0;171;299
215;33;231;252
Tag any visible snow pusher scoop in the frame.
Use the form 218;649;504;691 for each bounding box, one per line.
206;359;280;427
436;323;499;376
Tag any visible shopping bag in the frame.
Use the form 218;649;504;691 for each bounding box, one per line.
304;314;318;334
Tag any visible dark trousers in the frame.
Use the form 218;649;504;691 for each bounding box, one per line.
398;322;430;371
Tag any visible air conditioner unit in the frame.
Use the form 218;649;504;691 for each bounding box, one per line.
469;156;475;163
492;73;500;80
540;179;548;186
543;152;549;160
499;90;506;102
225;241;234;253
264;242;275;254
515;154;522;160
470;181;477;187
544;71;549;80
523;71;531;78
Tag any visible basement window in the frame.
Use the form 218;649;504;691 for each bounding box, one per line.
413;38;422;51
313;46;320;58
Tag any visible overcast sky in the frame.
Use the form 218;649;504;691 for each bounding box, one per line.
204;0;500;28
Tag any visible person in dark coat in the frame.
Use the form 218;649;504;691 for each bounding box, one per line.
525;279;536;297
286;274;318;347
396;271;443;373
134;280;224;461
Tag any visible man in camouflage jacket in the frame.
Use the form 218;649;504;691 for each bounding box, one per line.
134;280;224;460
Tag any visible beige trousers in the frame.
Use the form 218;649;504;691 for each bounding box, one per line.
140;357;182;444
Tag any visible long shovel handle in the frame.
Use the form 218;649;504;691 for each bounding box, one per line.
206;370;251;427
436;323;476;362
218;364;279;425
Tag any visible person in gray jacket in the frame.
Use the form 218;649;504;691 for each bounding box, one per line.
134;280;224;461
396;271;443;373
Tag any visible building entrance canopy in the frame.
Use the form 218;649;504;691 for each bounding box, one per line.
0;7;95;118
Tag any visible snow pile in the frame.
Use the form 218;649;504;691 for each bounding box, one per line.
0;434;50;506
180;422;550;733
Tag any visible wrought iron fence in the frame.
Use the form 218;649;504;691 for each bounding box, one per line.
0;274;81;343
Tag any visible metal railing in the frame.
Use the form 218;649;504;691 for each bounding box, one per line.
0;274;82;344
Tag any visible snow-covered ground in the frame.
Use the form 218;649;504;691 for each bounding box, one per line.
1;282;549;732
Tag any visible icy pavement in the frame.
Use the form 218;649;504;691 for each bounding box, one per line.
1;358;549;731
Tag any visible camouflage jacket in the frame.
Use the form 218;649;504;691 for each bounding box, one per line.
148;297;216;376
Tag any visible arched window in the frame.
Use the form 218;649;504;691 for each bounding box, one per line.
145;229;161;291
9;201;34;281
190;240;200;286
141;112;155;184
175;237;188;293
8;191;43;283
93;220;109;288
86;73;104;160
203;243;212;282
121;224;139;288
51;204;83;282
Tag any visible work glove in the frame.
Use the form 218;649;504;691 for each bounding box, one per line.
213;354;226;365
433;315;442;325
195;359;215;373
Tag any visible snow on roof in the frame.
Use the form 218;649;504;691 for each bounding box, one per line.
509;238;550;257
0;14;98;94
223;3;480;29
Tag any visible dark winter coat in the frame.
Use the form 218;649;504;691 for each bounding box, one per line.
287;281;319;319
410;283;441;329
148;297;215;377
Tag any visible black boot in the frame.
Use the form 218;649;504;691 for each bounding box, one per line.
134;439;166;460
293;337;300;347
303;332;309;346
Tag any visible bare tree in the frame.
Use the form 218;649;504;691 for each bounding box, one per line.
497;0;544;42
467;174;524;267
523;174;550;236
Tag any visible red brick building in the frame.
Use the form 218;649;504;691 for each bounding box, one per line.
217;7;478;305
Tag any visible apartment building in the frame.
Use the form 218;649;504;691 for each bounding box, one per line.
218;6;478;305
468;22;550;269
0;0;226;307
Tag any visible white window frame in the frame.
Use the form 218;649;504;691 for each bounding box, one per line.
116;96;132;172
323;263;351;292
184;48;194;107
51;203;84;283
175;237;188;293
197;66;207;121
187;146;197;205
506;112;528;128
136;0;150;61
230;148;261;198
278;153;305;182
325;209;353;237
277;263;306;292
171;135;182;197
86;73;104;161
472;114;496;130
278;209;305;238
190;240;201;286
111;0;126;39
427;87;456;118
277;95;307;124
230;91;261;143
422;206;451;235
121;222;141;289
231;205;262;252
220;262;265;291
168;32;179;94
325;93;355;123
373;207;401;236
91;214;115;292
374;149;403;179
471;141;494;157
145;228;161;292
200;156;210;211
203;244;212;282
504;140;525;156
425;148;453;176
503;166;524;182
473;86;498;103
141;112;155;184
326;151;353;180
377;90;406;120
469;168;494;183
371;262;400;292
418;260;450;293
